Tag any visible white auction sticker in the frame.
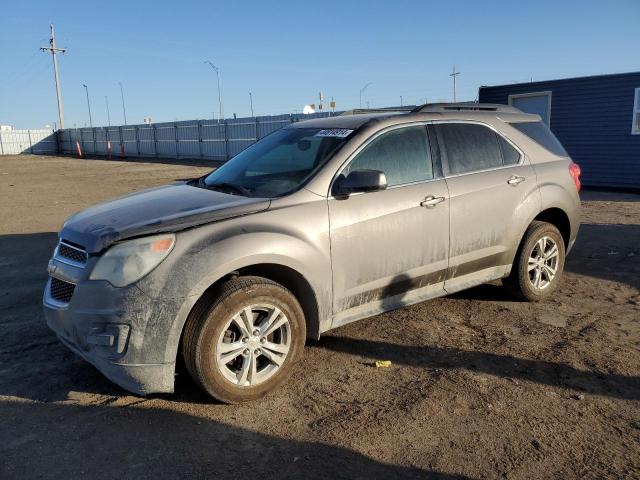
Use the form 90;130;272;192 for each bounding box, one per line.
314;129;353;138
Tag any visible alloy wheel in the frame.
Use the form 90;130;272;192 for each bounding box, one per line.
216;304;291;387
527;236;559;290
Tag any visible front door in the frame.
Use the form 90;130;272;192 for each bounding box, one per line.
328;125;450;326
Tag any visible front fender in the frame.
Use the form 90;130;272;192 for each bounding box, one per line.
136;202;332;366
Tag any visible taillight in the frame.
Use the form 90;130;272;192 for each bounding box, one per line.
568;162;581;191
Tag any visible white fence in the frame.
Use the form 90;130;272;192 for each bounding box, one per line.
0;129;58;155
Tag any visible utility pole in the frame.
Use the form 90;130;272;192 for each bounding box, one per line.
359;82;372;109
119;82;127;125
449;65;461;102
249;91;254;117
204;61;224;122
40;24;66;129
400;95;403;107
82;84;93;128
105;96;111;126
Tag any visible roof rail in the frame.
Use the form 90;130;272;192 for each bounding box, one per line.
412;103;521;114
339;107;412;116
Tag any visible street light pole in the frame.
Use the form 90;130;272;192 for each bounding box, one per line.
359;82;372;109
249;91;254;117
82;84;93;128
119;82;127;125
105;96;111;126
205;60;224;122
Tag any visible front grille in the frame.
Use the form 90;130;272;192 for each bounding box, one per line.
50;277;76;303
57;241;87;265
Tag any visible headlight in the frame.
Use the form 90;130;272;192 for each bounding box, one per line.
89;234;175;287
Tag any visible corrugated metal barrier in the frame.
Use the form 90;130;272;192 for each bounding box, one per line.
56;112;339;161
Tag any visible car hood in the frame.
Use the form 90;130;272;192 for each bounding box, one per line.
60;183;270;253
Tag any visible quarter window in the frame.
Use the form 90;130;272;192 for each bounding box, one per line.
437;123;503;175
632;87;640;135
343;126;433;187
498;135;521;166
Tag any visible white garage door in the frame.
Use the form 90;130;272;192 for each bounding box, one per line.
508;91;552;126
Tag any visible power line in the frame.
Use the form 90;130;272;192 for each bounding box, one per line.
40;24;66;129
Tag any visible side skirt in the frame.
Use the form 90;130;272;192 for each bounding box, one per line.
328;282;446;331
324;264;512;334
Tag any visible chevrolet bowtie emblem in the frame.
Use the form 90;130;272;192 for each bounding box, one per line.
47;260;57;275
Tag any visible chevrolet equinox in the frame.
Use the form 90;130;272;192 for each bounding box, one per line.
44;103;581;403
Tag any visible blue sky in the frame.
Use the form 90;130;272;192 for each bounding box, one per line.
1;0;638;128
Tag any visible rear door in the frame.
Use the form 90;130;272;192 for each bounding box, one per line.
435;122;539;293
328;124;449;326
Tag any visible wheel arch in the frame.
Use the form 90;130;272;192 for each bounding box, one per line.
533;207;571;249
173;262;322;365
507;206;573;272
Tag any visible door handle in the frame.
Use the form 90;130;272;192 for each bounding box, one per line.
420;195;445;208
507;175;526;186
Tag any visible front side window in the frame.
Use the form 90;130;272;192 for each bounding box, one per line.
437;123;503;175
342;126;433;187
201;127;352;197
632;87;640;135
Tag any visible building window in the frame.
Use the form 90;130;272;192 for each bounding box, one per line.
508;91;552;126
632;88;640;135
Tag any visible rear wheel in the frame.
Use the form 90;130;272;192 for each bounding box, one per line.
503;221;565;301
182;276;305;403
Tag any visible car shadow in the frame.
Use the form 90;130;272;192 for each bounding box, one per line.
449;283;517;302
564;223;640;290
0;399;472;480
318;336;640;402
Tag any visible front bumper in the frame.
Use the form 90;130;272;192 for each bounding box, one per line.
43;274;177;396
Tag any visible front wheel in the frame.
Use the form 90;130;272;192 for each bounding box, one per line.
503;221;565;301
182;276;306;403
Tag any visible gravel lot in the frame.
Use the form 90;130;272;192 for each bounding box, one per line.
1;154;639;479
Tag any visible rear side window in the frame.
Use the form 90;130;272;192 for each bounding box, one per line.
344;126;433;186
510;121;568;156
498;135;521;166
437;123;503;175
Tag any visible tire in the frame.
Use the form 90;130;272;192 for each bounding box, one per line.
182;276;306;403
502;221;565;302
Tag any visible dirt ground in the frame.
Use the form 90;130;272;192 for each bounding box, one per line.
1;154;639;480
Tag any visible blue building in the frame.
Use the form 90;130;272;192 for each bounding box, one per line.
479;71;640;189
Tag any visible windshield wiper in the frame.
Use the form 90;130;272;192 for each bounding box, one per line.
202;180;252;197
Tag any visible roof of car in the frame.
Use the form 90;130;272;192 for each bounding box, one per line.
288;112;405;129
290;105;540;130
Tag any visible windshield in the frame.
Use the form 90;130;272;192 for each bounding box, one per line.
200;127;353;197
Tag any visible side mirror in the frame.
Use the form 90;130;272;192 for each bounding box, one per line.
334;169;387;196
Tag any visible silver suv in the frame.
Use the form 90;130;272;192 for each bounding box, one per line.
44;104;581;403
